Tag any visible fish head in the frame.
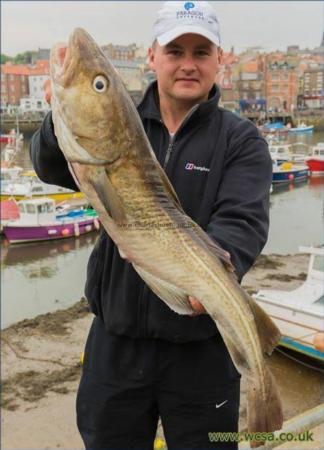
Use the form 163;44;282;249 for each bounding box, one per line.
50;28;139;164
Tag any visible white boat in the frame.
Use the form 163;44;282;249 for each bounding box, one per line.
3;197;100;244
1;178;84;202
253;247;324;362
288;123;314;133
268;143;306;164
0;165;23;187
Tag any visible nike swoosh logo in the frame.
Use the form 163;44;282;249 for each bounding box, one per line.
215;400;228;409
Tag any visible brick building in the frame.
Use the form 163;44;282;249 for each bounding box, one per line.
302;64;324;108
217;50;239;110
1;63;30;106
234;57;266;111
264;56;298;111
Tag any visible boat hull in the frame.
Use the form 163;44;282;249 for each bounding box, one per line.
0;191;84;202
3;217;99;244
306;159;324;175
288;126;314;134
272;168;309;184
254;297;324;362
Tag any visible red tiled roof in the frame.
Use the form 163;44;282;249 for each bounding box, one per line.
30;60;50;75
1;63;30;75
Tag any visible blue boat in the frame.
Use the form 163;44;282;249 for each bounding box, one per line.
288;123;314;133
272;161;309;184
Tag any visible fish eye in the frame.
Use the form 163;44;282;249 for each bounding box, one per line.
93;75;108;93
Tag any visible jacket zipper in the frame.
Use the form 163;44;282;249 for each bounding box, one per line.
163;137;174;169
162;104;199;171
138;104;199;337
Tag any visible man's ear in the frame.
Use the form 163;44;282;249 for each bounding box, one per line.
217;47;224;65
148;47;156;71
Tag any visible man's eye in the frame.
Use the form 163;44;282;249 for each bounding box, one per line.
196;51;210;57
168;50;181;56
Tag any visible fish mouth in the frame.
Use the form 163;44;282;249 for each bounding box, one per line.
50;28;89;87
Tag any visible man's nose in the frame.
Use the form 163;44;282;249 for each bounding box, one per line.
180;55;197;72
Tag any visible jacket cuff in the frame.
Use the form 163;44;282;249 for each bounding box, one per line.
41;111;59;150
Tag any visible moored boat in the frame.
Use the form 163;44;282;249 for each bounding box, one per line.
261;121;288;137
272;161;309;184
305;143;324;176
3;197;100;244
1;178;84;202
288;123;314;134
269;143;306;165
253;246;324;362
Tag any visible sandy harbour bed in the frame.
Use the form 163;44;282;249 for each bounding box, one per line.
1;253;323;449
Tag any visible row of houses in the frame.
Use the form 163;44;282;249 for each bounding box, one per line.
218;47;324;112
1;43;148;113
1;39;324;114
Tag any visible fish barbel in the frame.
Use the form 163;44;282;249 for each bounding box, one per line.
50;28;283;444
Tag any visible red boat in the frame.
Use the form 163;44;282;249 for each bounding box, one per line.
306;143;324;175
0;135;10;143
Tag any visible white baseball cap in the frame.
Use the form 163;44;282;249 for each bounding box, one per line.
153;1;221;47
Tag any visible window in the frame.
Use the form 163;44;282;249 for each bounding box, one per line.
313;255;324;272
37;204;47;213
314;295;324;306
46;202;54;213
26;204;36;214
18;204;25;213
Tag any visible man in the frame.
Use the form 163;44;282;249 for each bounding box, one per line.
30;2;272;449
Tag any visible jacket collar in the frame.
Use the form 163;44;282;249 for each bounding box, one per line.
137;81;221;123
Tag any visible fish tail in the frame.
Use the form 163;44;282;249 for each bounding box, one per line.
247;367;283;448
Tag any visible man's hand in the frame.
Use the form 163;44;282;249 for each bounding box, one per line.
44;45;66;104
44;79;52;104
188;296;207;316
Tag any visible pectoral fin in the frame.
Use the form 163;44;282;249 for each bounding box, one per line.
88;168;126;223
133;264;193;315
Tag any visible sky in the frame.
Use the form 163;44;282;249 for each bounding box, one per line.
1;1;323;56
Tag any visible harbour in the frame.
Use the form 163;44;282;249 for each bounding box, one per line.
1;4;324;444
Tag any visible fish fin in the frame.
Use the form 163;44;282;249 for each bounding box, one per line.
245;292;282;356
88;169;127;223
203;236;235;273
156;163;185;212
133;264;193;315
247;366;283;446
193;228;235;273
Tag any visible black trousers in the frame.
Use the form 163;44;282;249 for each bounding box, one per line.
76;317;240;450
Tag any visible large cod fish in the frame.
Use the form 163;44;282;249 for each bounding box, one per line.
50;28;283;443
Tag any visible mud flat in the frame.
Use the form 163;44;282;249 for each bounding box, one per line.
1;253;323;449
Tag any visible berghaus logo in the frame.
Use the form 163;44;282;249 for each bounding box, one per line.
184;2;195;11
185;162;210;172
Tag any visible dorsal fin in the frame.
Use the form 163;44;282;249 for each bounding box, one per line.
190;225;236;273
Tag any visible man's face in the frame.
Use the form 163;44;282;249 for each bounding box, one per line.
148;34;223;106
